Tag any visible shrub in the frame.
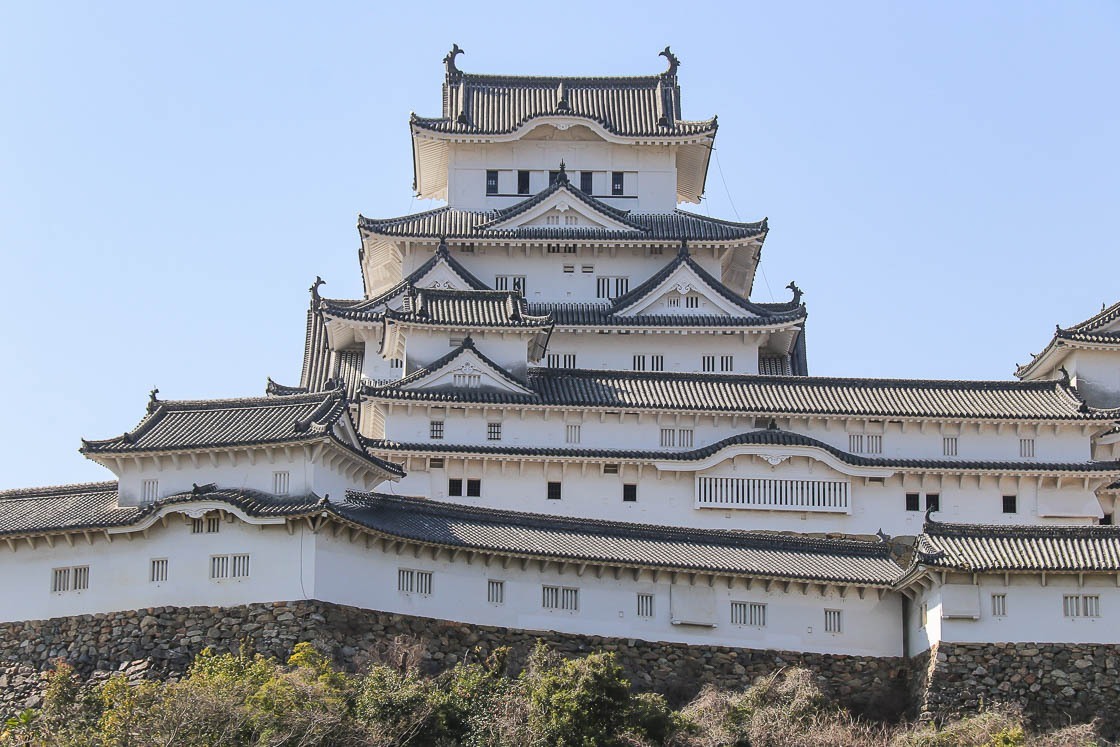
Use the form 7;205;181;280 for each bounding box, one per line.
524;644;632;747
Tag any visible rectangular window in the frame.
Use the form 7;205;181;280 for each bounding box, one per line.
1065;594;1101;618
637;593;655;618
565;424;581;444
495;275;526;294
824;609;843;633
1063;594;1081;617
142;479;159;502
547;481;562;501
848;434;864;453
1020;438;1036;458
546;215;559;225
467;479;481;498
546;353;577;368
564;215;578;226
488;579;505;605
702;355;716;372
632;355;646;371
905;493;921;512
70;566;88;591
866;435;883;454
943;437;958;457
750;602;767;627
1084;595;1101;617
991;593;1007;617
397;569;432;595
231;554;250;578
390;358;403;369
720;355;734;372
428;458;445;469
678;429;694;448
210;555;230;580
206;516;221;534
150;558;168;583
596;277;628;299
685;295;700;309
272;471;290;495
430;420;444;440
610;171;625;196
51;567;70;593
1002;495;1017;514
603;463;620;475
926;494;941;513
920;602;928;626
580;171;593;193
542;585;579;611
486;170;498;195
487;422;502;441
563;264;574;273
650;355;664;371
623;484;637;502
517;170;530;194
192;518;205;534
667;295;681;308
659;428;675;447
448;478;463;497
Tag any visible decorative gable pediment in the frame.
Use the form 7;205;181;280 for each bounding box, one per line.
412;260;482;293
399;344;534;396
614;260;760;318
487;187;639;232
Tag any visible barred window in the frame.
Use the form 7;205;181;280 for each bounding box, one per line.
390;358;403;369
485;170;498;195
51;567;70;593
632;355;647;371
206;516;221;534
848;434;864;453
720;355;734;372
732;601;766;626
1020;438;1036;458
428;458;445;469
650;355;664;371
905;493;921;512
191;518;205;534
273;471;290;495
678;429;694;448
546;353;577;367
487;422;502;441
543;585;579;611
637;593;654;618
209;555;249;580
1002;495;1017;514
488;579;505;605
702;355;716;372
398;569;432;595
824;609;843;633
565;424;581;444
943;437;958;457
547;482;562;501
602;463;620;475
685;295;700;309
991;594;1007;617
866;435;882;454
659;428;675;447
667;295;681;308
142;479;159;502
231;554;250;578
1065;594;1100;618
430;420;444;439
210;555;230;580
150;558;168;583
467;479;481;498
495;275;526;294
448;478;463;496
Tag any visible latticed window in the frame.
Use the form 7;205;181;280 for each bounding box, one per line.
542;586;580;611
650;355;664;371
206;516;221;533
487;580;505;604
1064;594;1100;618
824;609;843;633
487;422;502;441
943;437;958;457
210;555;230;580
485;170;498;195
398;569;432;595
231;554;250;578
547;482;562;501
565;424;581;444
720;355;734;372
637;593;654;618
495;275;526;294
632;355;646;371
142;479;159;502
702;355;716;372
991;594;1007;617
1020;438;1036;458
866;435;882;454
848;434;864;453
51;566;87;593
659;428;675;447
272;471;290;495
150;559;168;583
685;295;700;309
430;421;444;440
678;429;694;448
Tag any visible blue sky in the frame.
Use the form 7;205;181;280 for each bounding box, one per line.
1;2;1117;488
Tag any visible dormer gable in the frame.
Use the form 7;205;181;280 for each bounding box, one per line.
390;338;535;397
480;167;646;233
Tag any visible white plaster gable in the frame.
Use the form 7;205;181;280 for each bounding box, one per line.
615;261;760;318
653;443;895;480
485;187;638;232
413;261;484;292
399;346;534;396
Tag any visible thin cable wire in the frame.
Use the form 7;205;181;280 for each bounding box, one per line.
714;147;774;301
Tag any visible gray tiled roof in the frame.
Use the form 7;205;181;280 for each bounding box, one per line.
365;368;1108;421
364;428;1120;475
536;303;804;328
418;50;715;140
358;206;767;242
915;522;1120;572
1015;300;1120;378
480;172;645;230
384;288;553;329
80;390;404;477
333;492;902;585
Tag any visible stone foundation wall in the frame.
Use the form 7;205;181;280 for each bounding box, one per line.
0;600;908;718
916;642;1120;739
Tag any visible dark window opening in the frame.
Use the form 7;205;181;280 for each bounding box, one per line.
467;479;482;498
547;482;562;501
623;484;637;503
580;171;593;193
611;171;624;196
549;170;560;186
1002;495;1017;514
905;493;920;512
485;170;498;195
517;170;530;194
448;479;463;497
926;494;940;512
1101;513;1114;526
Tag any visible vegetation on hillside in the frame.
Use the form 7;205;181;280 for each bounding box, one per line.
0;643;1107;746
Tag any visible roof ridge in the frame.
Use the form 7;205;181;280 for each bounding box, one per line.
0;480;119;500
923;521;1120;538
670;208;768;230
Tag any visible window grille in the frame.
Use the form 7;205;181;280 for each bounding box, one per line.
611;171;624;195
142;479;159;502
495;275;526;294
603;463;620;475
543;585;579;611
565;424;581;444
398;569;432;595
192;518;205;534
659;428;675;447
547;482;562;501
1065;594;1100;618
1020;438;1036;458
210;555;230;580
272;471;290;495
466;479;481;497
563;264;574;273
453;372;481;388
390;358;403;369
623;484;637;502
720;355;734;372
231;554;250;578
632;355;646;371
581;265;594;273
637;593;654;618
150;558;168;583
488;580;505;604
1002;495;1017;514
697;477;850;512
51;568;70;593
702;355;716;372
485;170;498;195
991;594;1007;617
448;479;463;496
678;429;694;448
546;215;559;225
1085;595;1101;617
1063;595;1080;617
580;171;593;193
206;516;221;534
547;353;577;367
848;434;864;453
905;493;920;512
487;422;502;441
667;295;681;308
428;458;445;469
650;355;664;371
943;437;958;457
866;435;882;454
926;494;940;512
685;295;699;309
564;215;578;225
430;420;444;439
824;609;843;633
596;277;628;299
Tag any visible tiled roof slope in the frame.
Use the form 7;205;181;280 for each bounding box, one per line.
479;171;644;230
418;47;715;139
384;288;553;329
358;206;766;242
535;303;804;328
80;391;404;477
0;483;323;538
365;368;1108;421
1015;300;1120;378
915;522;1120;572
365;428;1120;474
334;493;902;585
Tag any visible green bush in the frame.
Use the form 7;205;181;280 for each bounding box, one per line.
524;644;632;747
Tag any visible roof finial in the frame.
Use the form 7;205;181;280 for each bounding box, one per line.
875;528;890;544
147;387;160;413
786;281;803;305
924;504;940;525
436;237;450;257
767;419;779;431
659;46;680;78
556;80;570;112
310;276;325;303
1059;366;1071;386
443;43;465;79
556;160;569;185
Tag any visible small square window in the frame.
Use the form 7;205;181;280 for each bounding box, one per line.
487;422;502;441
943;437;958;457
1002;495;1017;514
623;484;637;502
430;421;445;440
905;493;920;512
467;479;482;498
824;608;842;633
448;478;463;497
637;593;654;618
150;558;168;583
991;593;1007;617
547;481;562;501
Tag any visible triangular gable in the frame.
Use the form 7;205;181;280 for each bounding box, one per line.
397;340;535;396
613;256;765;318
481;173;645;233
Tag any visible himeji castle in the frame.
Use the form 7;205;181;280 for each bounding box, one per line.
3;47;1120;720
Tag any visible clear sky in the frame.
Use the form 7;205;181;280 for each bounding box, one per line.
1;2;1117;489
